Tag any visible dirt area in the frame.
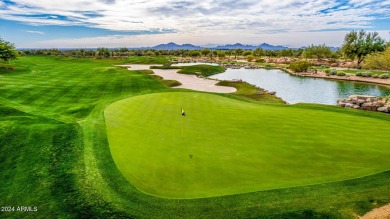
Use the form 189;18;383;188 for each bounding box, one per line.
360;204;390;219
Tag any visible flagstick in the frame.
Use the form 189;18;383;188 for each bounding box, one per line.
181;116;184;138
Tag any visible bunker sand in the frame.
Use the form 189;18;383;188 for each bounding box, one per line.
119;64;236;93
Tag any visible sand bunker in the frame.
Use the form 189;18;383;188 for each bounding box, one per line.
119;64;236;93
360;203;390;219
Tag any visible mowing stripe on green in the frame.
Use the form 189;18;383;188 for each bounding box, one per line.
105;92;390;198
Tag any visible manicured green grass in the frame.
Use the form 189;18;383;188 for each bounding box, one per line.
105;92;390;198
0;56;167;218
151;64;226;77
1;56;390;218
177;64;226;77
124;55;171;65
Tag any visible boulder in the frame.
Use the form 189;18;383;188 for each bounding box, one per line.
357;99;366;104
355;95;376;100
339;102;346;107
353;105;360;109
345;103;354;108
377;107;389;113
361;103;378;111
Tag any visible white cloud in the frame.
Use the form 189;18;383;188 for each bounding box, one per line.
21;30;390;48
2;0;389;32
25;30;45;35
2;0;390;47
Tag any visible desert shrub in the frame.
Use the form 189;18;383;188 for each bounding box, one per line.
362;72;371;77
372;74;379;78
330;70;337;75
356;72;363;76
164;80;182;87
337;72;346;76
380;74;389;79
246;55;255;62
289;61;311;72
324;69;331;74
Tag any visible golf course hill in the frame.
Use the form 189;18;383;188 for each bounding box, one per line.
1;56;390;218
105;92;390;199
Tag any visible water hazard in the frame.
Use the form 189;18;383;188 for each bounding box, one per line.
210;68;390;105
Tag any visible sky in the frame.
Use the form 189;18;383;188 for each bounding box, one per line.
0;0;389;48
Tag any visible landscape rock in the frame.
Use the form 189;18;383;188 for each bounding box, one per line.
337;95;390;114
357;99;366;104
377;107;389;113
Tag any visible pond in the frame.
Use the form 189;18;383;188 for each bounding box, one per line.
210;68;390;105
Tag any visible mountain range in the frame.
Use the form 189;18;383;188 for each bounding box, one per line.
150;42;290;51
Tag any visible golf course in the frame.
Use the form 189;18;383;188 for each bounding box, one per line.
2;56;390;218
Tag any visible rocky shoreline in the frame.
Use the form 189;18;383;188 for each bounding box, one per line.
337;95;390;113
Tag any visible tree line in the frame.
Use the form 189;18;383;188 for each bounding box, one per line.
1;30;389;70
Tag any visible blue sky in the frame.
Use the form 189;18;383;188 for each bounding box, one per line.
0;0;389;48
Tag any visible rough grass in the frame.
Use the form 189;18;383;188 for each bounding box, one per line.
1;56;390;218
150;75;182;87
217;80;285;103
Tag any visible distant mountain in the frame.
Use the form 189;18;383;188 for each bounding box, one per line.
214;43;258;50
151;42;202;50
146;42;337;51
208;43;289;50
258;43;289;51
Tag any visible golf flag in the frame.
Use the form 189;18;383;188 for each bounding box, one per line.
181;108;186;116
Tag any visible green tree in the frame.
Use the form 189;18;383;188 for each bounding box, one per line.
217;51;225;58
302;44;332;60
242;51;252;56
363;47;390;71
189;51;201;57
253;48;265;57
341;30;386;68
201;48;210;57
96;47;111;58
0;37;18;62
278;49;294;57
146;51;155;56
234;48;243;59
289;60;311;72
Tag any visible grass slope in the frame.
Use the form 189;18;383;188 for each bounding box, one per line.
105;92;390;198
1;56;390;218
151;64;226;77
178;64;226;77
217;80;285;103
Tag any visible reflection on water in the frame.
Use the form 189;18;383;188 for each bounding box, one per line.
210;68;390;105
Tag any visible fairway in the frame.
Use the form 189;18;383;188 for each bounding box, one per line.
105;92;390;198
3;56;390;218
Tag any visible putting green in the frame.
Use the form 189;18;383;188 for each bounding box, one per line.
105;92;390;198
